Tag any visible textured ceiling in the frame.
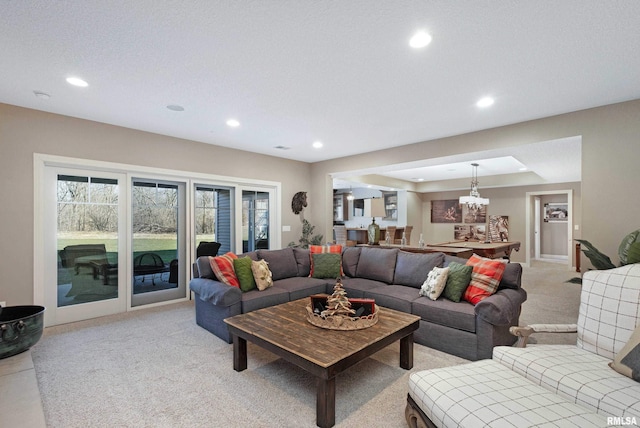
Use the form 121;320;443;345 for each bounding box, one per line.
1;1;638;186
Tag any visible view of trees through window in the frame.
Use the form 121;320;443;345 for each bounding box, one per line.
56;174;119;306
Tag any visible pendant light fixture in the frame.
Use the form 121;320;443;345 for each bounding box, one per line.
459;163;489;211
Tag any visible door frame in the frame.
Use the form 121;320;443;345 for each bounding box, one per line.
37;165;128;326
525;189;574;269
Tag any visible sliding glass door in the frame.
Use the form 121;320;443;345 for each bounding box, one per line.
37;154;281;326
195;186;233;255
242;190;270;252
47;168;127;325
131;179;187;307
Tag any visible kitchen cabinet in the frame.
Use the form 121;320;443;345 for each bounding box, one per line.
333;194;349;222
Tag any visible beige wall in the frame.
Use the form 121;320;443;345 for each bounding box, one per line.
0;103;312;305
3;99;640;305
420;183;581;264
311;99;640;268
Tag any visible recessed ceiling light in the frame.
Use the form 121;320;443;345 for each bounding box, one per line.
417;178;425;182
166;104;184;111
312;141;323;149
476;97;495;108
66;77;88;87
226;119;240;127
409;31;432;48
519;167;528;171
33;90;51;100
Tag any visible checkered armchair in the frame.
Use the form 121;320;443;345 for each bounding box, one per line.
407;264;640;427
494;263;640;417
510;263;640;354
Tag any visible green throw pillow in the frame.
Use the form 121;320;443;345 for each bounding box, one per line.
233;256;256;292
442;262;472;302
311;253;342;279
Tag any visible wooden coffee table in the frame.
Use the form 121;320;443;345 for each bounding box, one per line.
224;298;420;428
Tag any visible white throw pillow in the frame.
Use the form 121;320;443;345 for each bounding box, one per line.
420;266;450;300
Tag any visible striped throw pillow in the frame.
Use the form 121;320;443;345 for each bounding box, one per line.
463;254;507;305
209;252;239;288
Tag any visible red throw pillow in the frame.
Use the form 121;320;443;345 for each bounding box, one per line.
209;252;239;288
463;254;507;305
309;245;343;277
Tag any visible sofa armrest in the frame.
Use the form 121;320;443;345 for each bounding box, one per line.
189;278;242;307
474;288;527;326
509;323;578;348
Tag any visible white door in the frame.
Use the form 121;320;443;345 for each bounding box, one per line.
44;167;127;325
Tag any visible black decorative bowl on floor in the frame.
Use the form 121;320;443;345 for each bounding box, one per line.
0;305;45;360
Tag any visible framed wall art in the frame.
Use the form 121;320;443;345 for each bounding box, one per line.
454;225;486;241
463;204;487;224
431;199;462;223
544;203;568;222
489;215;509;242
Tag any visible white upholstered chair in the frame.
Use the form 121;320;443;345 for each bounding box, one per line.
407;263;640;427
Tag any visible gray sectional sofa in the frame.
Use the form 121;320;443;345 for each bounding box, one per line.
189;246;527;361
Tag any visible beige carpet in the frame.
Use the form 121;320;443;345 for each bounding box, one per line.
31;260;579;428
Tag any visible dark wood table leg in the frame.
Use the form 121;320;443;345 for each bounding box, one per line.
232;335;247;372
316;376;336;428
399;332;414;370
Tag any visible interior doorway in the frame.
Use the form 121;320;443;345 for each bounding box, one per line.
525;190;574;270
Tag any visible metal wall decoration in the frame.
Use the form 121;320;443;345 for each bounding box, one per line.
291;191;308;214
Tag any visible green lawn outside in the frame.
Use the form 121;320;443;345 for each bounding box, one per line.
58;234;178;264
58;233;216;264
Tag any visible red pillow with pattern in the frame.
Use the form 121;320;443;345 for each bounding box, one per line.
463;254;507;305
209;252;239;288
309;245;343;277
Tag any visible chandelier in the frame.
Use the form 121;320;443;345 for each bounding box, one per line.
459;163;489;210
346;186;354;201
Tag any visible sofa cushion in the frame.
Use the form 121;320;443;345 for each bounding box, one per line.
341;246;361;277
463;254;507;305
273;277;329;301
196;256;215;279
240;287;289;313
419;267;449;300
393;251;444;288
442;262;472;302
443;254;469;266
355;247;397;284
340;277;387;298
258;247;298;281
251;259;273;291
233;256;256;292
292;247;311;277
364;284;419;313
610;324;640;382
209;252;240;288
309;245;343;277
311;253;342;279
240;251;259;261
412;296;476;333
493;344;640;418
499;262;522;289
